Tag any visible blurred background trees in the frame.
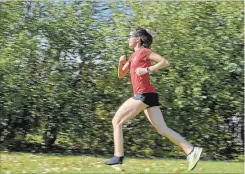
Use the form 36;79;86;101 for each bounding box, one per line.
0;0;243;160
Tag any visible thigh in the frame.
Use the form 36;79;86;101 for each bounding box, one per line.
144;106;167;129
113;97;148;125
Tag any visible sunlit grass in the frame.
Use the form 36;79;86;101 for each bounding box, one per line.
1;151;243;174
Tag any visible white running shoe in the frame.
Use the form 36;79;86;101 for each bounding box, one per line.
187;147;203;171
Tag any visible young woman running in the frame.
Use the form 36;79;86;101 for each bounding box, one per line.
104;28;202;171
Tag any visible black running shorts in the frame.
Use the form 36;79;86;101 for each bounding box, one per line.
132;93;160;108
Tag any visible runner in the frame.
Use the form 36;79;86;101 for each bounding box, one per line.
104;28;202;171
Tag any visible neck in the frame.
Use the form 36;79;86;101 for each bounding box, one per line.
134;45;143;51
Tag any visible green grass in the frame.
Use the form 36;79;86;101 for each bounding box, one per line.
1;152;243;174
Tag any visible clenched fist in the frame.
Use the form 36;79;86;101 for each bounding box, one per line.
119;55;127;63
135;67;148;75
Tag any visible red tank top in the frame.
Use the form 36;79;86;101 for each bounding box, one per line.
128;48;157;94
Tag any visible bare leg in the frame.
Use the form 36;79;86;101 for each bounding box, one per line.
104;97;148;165
112;97;148;156
144;106;193;155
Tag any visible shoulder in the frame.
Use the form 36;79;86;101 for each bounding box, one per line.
140;48;152;58
140;48;152;53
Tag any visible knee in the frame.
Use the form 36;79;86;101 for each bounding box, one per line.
156;127;170;137
112;117;122;127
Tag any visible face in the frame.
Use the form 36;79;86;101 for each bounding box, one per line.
128;31;140;48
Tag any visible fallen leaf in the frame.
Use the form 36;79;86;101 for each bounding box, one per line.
111;165;121;172
173;168;179;172
62;167;68;171
151;163;156;166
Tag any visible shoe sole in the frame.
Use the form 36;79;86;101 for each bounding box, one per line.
105;162;122;165
190;148;203;171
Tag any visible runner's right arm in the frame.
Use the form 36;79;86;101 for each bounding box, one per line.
118;55;130;78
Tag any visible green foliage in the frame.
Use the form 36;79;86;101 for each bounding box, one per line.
0;1;243;160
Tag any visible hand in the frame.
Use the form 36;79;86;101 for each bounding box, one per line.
135;67;148;75
119;55;126;63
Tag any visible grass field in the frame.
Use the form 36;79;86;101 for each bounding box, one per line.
1;152;243;174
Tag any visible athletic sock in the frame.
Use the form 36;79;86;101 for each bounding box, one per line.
187;147;195;157
104;156;124;165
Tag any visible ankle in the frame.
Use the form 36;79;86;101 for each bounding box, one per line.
187;146;195;156
114;155;124;157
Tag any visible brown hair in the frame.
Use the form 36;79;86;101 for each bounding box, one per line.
132;28;153;48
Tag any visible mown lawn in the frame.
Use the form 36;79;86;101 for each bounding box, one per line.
1;152;243;174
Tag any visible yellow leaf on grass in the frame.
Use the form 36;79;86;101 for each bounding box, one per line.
111;166;121;172
173;168;179;172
